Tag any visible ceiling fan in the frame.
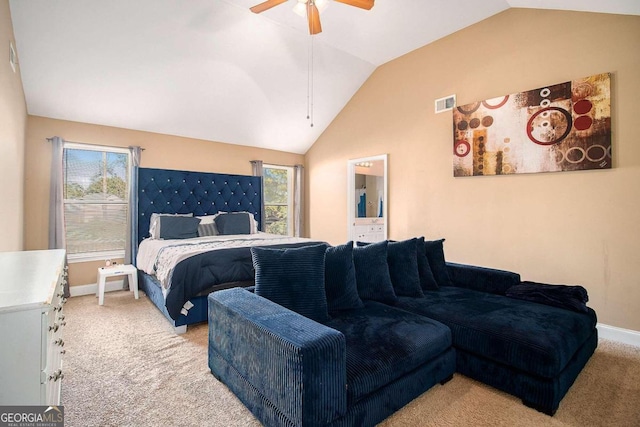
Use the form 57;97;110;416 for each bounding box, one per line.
250;0;374;35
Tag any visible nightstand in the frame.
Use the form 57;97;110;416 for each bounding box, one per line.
97;264;139;305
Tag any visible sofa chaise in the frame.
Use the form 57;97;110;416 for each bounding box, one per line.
207;238;597;426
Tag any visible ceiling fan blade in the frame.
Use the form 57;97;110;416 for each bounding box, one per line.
250;0;287;14
333;0;374;10
307;3;322;35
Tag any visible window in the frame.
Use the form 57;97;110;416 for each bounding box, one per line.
263;165;294;236
63;143;130;261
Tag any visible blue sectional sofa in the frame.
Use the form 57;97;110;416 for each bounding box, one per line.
207;238;597;426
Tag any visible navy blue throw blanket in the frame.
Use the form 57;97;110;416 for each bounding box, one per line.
505;281;589;313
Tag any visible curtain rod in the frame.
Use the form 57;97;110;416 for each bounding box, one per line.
46;136;145;151
254;160;303;169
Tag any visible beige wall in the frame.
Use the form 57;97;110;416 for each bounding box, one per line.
0;0;26;251
305;9;640;331
25;116;304;286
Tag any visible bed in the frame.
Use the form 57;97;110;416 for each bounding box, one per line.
135;167;320;333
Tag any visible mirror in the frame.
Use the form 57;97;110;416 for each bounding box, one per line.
347;154;387;242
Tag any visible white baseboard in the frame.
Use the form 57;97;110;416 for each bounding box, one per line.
597;323;640;348
69;279;127;297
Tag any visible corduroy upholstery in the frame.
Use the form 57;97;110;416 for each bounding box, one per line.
387;239;424;297
324;301;451;404
324;242;364;312
393;262;598;415
252;244;330;323
208;288;456;427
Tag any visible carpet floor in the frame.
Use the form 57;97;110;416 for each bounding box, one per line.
62;291;640;426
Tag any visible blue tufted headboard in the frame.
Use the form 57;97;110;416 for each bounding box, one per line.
137;167;262;245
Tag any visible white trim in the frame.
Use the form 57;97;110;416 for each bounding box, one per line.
597;323;640;348
67;250;124;263
69;279;126;297
63;141;130;154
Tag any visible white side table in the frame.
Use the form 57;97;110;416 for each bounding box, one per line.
97;264;139;305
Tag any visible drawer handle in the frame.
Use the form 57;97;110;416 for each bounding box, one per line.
60;349;66;355
49;323;59;333
58;314;65;321
54;338;65;347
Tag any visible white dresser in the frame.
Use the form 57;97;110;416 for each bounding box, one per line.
0;249;67;405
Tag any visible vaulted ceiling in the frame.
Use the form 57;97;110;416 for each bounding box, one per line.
9;0;640;154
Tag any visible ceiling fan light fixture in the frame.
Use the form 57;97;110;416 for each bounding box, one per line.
293;0;329;18
315;0;330;14
293;0;307;17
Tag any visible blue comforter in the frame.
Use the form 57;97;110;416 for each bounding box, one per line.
164;241;323;319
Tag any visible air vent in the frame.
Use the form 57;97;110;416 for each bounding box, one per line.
435;94;456;114
9;42;17;73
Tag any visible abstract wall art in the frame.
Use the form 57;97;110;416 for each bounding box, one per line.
453;73;611;176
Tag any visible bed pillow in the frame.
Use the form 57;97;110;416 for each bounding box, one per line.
197;222;219;237
214;211;259;234
353;240;397;304
416;237;439;290
388;238;424;297
252;244;330;323
196;215;219;237
423;238;454;287
158;216;201;239
324;241;364;312
149;213;193;239
214;212;252;235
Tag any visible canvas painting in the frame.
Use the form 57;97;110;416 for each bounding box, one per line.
453;73;611;176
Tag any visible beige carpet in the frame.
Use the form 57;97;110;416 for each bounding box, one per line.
62;291;640;427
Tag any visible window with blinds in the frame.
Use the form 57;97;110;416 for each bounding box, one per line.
263;165;293;236
63;144;130;258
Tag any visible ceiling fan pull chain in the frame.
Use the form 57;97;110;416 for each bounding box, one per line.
307;32;311;122
310;32;314;128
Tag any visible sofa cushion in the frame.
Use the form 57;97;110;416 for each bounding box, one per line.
353;241;397;304
324;242;364;312
447;262;520;295
423;239;454;287
417;237;439;290
388;238;424;297
394;287;597;378
325;301;452;405
252;244;330;323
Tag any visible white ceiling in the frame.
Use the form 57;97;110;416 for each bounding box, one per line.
9;0;640;154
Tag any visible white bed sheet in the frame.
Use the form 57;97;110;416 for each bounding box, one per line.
136;232;317;290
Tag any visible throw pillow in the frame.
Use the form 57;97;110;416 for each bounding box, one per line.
353;240;397;304
388;238;424;297
158;216;201;239
324;242;364;312
149;213;193;239
215;212;252;235
252;244;330;323
416;237;439;290
423;238;454;287
197;222;218;237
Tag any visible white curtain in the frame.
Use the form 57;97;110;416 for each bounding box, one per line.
48;136;69;296
124;146;142;289
250;160;265;231
293;164;304;237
